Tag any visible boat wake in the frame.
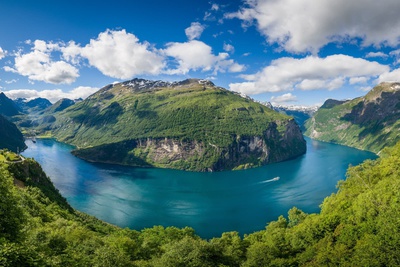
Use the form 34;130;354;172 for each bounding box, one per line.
259;177;280;183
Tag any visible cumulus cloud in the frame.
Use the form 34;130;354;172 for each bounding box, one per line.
185;22;205;40
0;47;5;59
6;29;244;83
164;40;245;74
223;43;235;53
5;79;18;84
271;93;297;104
4;86;98;103
227;0;400;53
388;49;400;65
229;54;389;94
377;68;400;83
4;40;79;84
365;52;388;59
77;30;165;79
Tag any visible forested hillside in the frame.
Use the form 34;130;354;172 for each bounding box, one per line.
1;141;400;266
305;82;400;153
0;115;26;152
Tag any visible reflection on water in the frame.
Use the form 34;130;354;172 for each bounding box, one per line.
23;137;377;239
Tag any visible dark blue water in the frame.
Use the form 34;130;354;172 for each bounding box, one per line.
22;137;377;239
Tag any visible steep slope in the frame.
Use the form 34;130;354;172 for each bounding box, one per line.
305;82;400;153
0;114;26;152
0;92;20;117
46;78;306;171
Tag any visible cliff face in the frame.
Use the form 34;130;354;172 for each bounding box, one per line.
305;82;400;153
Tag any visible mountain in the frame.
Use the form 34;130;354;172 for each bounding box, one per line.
43;78;306;171
0;92;20;117
0;114;26;152
304;82;400;153
14;97;52;114
45;98;75;113
273;104;318;131
24;97;52;113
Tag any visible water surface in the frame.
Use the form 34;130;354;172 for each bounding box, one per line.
23;137;377;239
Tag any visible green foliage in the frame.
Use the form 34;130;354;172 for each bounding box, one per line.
0;167;25;241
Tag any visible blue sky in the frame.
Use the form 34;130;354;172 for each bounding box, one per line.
1;0;400;106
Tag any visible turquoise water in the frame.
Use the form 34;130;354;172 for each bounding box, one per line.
22;137;377;239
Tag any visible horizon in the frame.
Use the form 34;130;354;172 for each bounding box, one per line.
1;0;400;106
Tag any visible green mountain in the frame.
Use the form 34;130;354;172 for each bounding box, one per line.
0;92;20;117
45;98;75;113
42;78;306;171
0;114;26;152
1;140;400;266
305;82;400;153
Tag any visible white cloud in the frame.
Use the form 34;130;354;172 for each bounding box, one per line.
4;86;98;103
377;68;400;83
163;40;245;74
185;22;205;40
229;54;389;94
271;93;297;104
4;40;79;84
365;52;388;59
5;79;18;84
389;49;400;65
349;77;369;84
76;30;165;79
0;47;5;59
211;4;219;11
227;0;400;53
223;43;235;53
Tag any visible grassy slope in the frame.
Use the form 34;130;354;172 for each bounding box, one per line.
52;81;288;147
1;140;400;266
305;82;400;153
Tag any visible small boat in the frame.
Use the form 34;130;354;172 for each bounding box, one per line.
32;137;36;143
271;176;280;181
